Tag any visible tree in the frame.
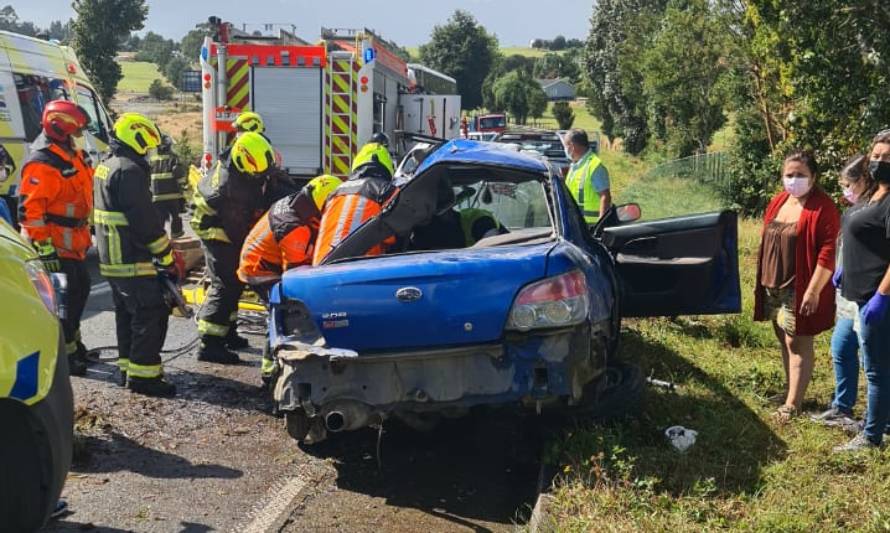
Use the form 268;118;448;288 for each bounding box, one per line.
639;0;730;156
163;54;191;90
180;27;208;63
492;71;547;125
148;78;173;100
0;5;40;36
71;0;147;103
419;10;499;110
553;101;575;129
136;31;177;68
47;20;72;42
528;83;548;123
534;53;580;84
551;35;567;51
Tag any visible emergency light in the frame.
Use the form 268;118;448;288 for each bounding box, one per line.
364;47;376;64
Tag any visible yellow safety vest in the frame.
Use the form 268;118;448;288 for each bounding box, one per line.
565;150;604;224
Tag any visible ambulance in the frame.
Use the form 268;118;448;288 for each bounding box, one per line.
199;20;461;182
0;30;114;219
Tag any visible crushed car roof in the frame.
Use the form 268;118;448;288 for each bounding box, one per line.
415;139;550;176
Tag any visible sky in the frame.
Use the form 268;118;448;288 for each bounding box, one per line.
15;0;592;47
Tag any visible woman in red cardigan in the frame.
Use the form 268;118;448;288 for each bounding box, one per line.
754;149;840;420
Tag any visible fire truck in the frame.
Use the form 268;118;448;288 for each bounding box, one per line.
199;19;461;181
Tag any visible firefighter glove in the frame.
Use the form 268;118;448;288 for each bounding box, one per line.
34;240;61;272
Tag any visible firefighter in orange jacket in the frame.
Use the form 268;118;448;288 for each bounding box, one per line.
312;142;397;265
19;100;93;376
238;174;341;295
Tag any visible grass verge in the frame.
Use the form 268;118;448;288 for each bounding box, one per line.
542;174;888;530
117;60;164;93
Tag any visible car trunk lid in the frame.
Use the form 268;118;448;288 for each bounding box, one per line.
280;242;554;352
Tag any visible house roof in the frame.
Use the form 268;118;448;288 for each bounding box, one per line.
536;78;573;89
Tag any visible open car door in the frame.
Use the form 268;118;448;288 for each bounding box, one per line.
602;211;741;317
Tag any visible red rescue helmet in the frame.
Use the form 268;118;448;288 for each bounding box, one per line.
42;100;89;142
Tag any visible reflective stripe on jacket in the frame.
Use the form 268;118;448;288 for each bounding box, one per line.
94;139;173;278
149;152;185;202
311;174;396;266
18;133;93;259
565;150;604;224
237;191;319;285
190;158;267;246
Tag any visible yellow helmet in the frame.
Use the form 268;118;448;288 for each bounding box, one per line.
352;142;394;177
231;131;275;175
113;113;162;155
305;174;342;211
234;111;265;134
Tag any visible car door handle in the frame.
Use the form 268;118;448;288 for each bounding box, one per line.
622;236;658;256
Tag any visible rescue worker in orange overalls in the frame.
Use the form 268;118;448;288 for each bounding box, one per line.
312;142;397;265
19;99;93;376
237;174;341;385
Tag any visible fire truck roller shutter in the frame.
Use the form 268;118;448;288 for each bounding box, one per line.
251;67;322;176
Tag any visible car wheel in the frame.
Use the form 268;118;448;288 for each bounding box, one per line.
285;409;310;441
577;362;644;421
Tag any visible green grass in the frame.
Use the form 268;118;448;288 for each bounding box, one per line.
542;166;888;529
117;60;164;93
405;46;561;61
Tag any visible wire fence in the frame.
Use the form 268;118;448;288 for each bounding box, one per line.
642;152;730;186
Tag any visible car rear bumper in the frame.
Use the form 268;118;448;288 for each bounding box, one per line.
273;318;610;430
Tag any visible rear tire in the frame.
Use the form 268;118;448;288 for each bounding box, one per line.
577;362;644;421
285;409;310;441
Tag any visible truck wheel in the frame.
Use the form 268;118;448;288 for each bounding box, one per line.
577;362;644;421
285;409;310;441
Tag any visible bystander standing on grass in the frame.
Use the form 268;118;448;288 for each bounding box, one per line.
753;149;840;421
812;154;873;430
834;130;890;452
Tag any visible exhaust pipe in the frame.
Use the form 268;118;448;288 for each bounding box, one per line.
323;401;372;433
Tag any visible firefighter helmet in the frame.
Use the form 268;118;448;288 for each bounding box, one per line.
234;111;265;134
41;100;89;142
113;113;162;155
352;142;394;177
305;174;342;211
231;132;275;175
370;132;390;148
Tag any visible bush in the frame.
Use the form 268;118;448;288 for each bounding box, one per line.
148;79;173;101
553;101;575;130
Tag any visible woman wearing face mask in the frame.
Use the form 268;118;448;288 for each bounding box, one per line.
812;154;874;429
754;149;840;421
834;131;890;452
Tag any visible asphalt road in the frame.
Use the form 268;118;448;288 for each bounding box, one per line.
41;250;542;533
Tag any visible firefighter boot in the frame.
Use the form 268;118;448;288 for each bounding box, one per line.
68;353;87;376
127;376;177;398
225;329;250;350
197;336;242;365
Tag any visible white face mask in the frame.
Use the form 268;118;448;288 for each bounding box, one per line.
842;186;860;204
564;145;573;160
783;175;812;198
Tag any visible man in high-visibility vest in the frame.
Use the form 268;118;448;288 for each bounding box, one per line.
312;142;397;265
19;99;93;376
149;134;186;238
563;128;611;225
191;132;274;364
93;113;183;397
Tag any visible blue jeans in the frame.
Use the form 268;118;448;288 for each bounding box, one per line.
860;304;890;444
831;318;860;413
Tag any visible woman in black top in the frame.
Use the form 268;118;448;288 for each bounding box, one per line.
835;130;890;452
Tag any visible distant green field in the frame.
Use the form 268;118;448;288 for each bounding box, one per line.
117;60;164;93
405;46;562;61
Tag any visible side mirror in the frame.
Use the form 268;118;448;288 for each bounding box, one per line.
616;203;642;224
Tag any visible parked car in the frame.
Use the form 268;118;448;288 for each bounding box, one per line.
268;139;741;442
494;128;572;177
0;219;72;530
466;131;497;142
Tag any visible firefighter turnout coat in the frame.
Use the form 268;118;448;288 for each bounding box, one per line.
18;133;93;259
237;190;320;286
190;156;268;246
149;150;186;203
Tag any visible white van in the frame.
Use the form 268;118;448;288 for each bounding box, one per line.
0;30;114;214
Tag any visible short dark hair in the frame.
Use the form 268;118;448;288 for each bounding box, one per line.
783;148;819;178
566;128;589;150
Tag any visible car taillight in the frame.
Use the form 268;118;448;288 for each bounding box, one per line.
507;270;589;331
25;260;58;316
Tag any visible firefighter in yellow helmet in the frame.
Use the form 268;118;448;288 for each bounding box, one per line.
312;141;396;265
237;174;341;386
233;111;265;135
191;132;275;364
93;113;183;397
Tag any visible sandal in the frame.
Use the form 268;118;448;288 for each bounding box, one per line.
773;404;799;423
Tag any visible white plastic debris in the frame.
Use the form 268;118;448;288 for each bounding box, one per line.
664;425;698;452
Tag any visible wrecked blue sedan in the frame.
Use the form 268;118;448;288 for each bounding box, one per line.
268;140;741;442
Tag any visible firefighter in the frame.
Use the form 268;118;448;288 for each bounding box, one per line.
233;111;265;135
18;99;93;376
191;132;274;364
312;141;397;265
237;174;341;385
149;134;187;238
93;113;182;397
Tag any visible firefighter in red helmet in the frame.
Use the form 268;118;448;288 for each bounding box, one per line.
19;99;94;375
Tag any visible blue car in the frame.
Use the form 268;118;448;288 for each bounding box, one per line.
268;140;740;442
